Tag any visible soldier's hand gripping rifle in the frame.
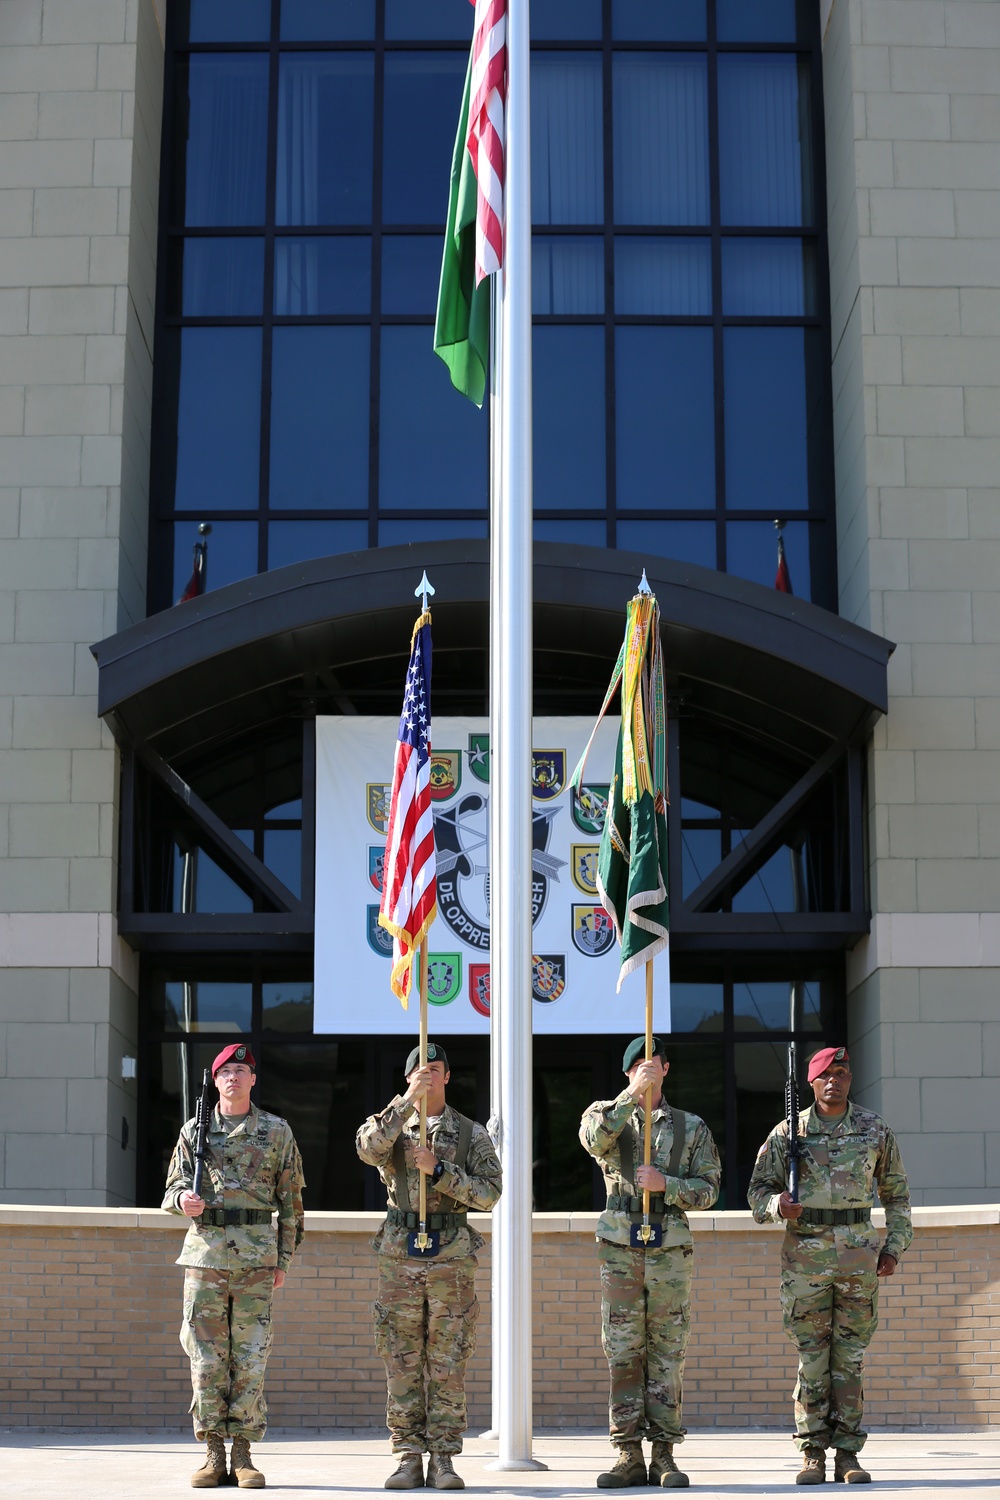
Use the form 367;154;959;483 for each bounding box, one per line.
191;1067;212;1202
786;1039;800;1203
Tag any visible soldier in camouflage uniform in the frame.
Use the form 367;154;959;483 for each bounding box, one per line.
163;1042;305;1490
748;1045;912;1485
580;1037;721;1490
356;1041;502;1492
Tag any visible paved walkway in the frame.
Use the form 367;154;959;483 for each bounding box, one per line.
0;1429;995;1498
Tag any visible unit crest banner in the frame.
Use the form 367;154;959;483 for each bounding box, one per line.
315;716;668;1035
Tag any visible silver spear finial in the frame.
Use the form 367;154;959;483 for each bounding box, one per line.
415;571;435;612
637;569;652;595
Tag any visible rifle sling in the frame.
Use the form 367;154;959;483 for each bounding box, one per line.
615;1105;686;1222
391;1110;474;1217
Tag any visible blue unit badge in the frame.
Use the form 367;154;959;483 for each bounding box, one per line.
368;846;385;893
532;750;565;800
571;782;609;834
468;732;490;783
426;953;462;1006
532;954;566;1004
572;903;616;957
367;905;394;958
571;843;600;896
367;783;391;835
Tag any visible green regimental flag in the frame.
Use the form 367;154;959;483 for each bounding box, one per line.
433;51;490;408
570;590;670;991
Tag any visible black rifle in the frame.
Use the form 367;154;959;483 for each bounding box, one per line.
192;1067;212;1201
786;1040;800;1202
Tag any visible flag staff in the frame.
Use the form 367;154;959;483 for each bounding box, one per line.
414;570;435;1254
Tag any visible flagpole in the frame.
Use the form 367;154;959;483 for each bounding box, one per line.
643;961;654;1218
418;943;429;1244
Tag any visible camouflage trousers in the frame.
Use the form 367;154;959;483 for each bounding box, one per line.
180;1265;276;1442
373;1254;479;1455
780;1264;879;1453
598;1239;693;1447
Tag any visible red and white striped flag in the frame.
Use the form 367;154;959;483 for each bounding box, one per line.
378;611;437;1006
467;0;507;283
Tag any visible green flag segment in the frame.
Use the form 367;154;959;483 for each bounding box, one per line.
434;51;491;408
570;591;669;992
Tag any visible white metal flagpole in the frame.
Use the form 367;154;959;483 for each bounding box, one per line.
486;0;544;1474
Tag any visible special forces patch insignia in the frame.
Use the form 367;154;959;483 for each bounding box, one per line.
367;905;393;958
572;782;609;835
532;750;565;801
429;750;461;801
571;843;600;895
470;963;491;1016
532;954;566;1003
234;1045;247;1062
426;954;461;1006
367;784;391;835
572;903;616;957
368;846;385;892
435;794;566;951
468;732;490;783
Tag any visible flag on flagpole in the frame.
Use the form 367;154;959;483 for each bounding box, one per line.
433;0;507;406
378;611;438;1006
775;523;793;594
177;525;211;604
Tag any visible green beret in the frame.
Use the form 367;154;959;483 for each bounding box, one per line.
405;1041;450;1077
622;1035;668;1073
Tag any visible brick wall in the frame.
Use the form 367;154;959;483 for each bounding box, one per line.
0;1207;996;1430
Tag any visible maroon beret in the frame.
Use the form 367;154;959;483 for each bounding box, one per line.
807;1046;849;1083
212;1042;256;1076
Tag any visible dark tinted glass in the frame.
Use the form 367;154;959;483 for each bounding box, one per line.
535;519;607;546
717;0;813;42
172;521;259;602
379;327;488;508
269;327;370;508
671;982;724;1033
534;1067;596;1210
280;0;375;39
273;237;372;314
733;979;822;1030
614;55;709;226
532;0;602;37
383;55;468;224
277;55;374;226
382;236;445;314
263;829;302;898
734;1042;785;1199
171;845;253;913
724;328;818;510
183;0;270;42
615;237;711;314
718;55;814;226
259;1042;368;1209
727;519;811;596
379;518;488;544
267;521;369;570
617;520;716;568
533;237;604;315
532;55;603;225
616;328;715;509
168;238;265;316
722;238;817;316
263;979;314;1032
385;0;474;39
731;844;797;912
173;56;269;226
613;0;706;40
682;826;722;897
152;978;253;1032
171;328;262;509
533;326;605;509
662;1042;726;1198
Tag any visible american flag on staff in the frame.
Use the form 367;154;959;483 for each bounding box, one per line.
468;0;507;282
378;611;437;1006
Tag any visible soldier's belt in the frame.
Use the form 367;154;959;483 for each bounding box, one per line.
798;1206;871;1226
386;1207;468;1231
199;1208;274;1227
607;1194;676;1217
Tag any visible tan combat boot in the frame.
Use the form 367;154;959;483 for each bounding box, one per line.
191;1433;228;1489
833;1451;871;1484
426;1454;465;1490
649;1442;689;1489
796;1448;826;1485
385;1454;425;1490
230;1434;266;1489
596;1444;647;1488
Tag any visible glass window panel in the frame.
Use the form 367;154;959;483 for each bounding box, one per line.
615;237;711;315
172;522;259;602
534;519;607;546
153;978;253;1033
533;237;604;315
616;328;715;508
735;1041;786;1200
682;796;719;818
184;0;270;43
727;520;811;597
274;237;371;314
534;327;605;509
262;979;314;1033
172;845;254;913
731;844;797;913
259;1042;367;1208
614;55;709;226
277;55;374;226
263;829;302;898
385;0;474;39
733;979;822;1030
722;237;817;316
532;0;602;38
173;56;269;227
270;327;370;508
682;826;722;897
382;236;445;314
613;0;707;41
267;521;369;570
617;520;717;569
383;55;468;224
379;518;488;544
168;237;264;317
719;55;814;227
660;1042;726;1200
534;1067;599;1210
532;55;603;225
724;328;818;509
171;328;262;510
281;0;375;40
670;982;724;1033
379;327;487;508
717;0;813;42
268;798;303;818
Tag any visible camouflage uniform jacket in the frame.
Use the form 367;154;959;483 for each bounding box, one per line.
747;1101;912;1262
162;1104;306;1272
579;1089;721;1248
356;1097;502;1261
